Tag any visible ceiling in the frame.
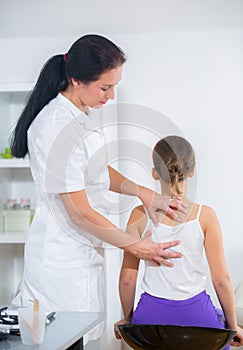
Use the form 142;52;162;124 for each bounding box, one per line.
1;0;243;39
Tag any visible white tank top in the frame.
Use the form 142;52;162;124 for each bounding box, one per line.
141;205;207;300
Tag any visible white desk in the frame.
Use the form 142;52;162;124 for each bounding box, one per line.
0;311;104;350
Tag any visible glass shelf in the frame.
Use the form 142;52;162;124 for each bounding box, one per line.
0;158;29;168
0;232;27;243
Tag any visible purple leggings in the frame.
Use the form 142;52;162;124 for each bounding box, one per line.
131;291;230;350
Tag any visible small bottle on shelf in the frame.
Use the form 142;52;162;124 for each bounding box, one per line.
20;198;31;210
6;198;17;210
3;198;32;232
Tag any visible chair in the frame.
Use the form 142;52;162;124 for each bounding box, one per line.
118;324;236;350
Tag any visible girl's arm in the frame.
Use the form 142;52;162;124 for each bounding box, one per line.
119;206;146;321
114;206;146;339
202;206;243;345
60;190;181;265
108;166;184;224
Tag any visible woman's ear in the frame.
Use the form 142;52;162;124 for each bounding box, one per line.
189;170;195;178
71;77;81;86
152;168;160;180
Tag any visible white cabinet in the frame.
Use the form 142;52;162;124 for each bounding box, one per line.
0;83;35;307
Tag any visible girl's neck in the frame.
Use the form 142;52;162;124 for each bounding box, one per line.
158;180;196;225
160;181;186;198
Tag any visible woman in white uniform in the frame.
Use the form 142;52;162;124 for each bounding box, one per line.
10;34;184;344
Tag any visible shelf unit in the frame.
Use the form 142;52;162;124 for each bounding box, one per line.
0;83;34;307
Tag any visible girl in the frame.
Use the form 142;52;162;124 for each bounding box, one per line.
115;135;243;348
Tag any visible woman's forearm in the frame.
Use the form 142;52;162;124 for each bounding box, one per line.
108;166;139;196
108;166;158;202
108;166;182;223
60;191;137;248
60;191;182;264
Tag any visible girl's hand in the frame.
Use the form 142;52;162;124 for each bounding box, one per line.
114;319;130;340
124;231;182;266
230;325;243;347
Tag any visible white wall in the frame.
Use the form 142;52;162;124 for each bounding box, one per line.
0;27;242;350
115;30;243;349
117;30;243;287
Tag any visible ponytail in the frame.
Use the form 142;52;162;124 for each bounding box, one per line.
10;54;68;158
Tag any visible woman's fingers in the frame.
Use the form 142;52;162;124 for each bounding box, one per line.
125;232;182;266
149;206;181;224
169;198;188;213
152;247;182;266
147;193;189;225
155;241;182;266
152;256;174;267
164;207;182;222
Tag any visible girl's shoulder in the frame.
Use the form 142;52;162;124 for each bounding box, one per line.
199;204;218;232
181;201;216;222
199;204;217;218
127;205;149;237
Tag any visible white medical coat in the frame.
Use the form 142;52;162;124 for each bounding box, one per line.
19;93;111;343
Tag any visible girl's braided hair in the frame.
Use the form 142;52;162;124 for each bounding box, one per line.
152;135;195;194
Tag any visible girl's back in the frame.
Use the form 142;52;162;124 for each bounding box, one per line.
141;203;207;300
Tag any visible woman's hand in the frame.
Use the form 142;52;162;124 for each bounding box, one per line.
114;319;130;340
124;231;182;266
138;187;187;225
108;167;187;225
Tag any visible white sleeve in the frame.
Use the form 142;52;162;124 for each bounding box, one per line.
44;120;87;193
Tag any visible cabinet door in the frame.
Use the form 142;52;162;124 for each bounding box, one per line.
0;244;24;307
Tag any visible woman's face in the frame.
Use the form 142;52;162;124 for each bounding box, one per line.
78;65;123;109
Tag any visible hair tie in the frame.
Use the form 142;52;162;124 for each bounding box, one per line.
63;53;67;62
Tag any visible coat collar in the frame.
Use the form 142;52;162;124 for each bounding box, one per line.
57;93;100;132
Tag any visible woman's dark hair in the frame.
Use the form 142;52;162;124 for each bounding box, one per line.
10;34;126;158
153;135;195;194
